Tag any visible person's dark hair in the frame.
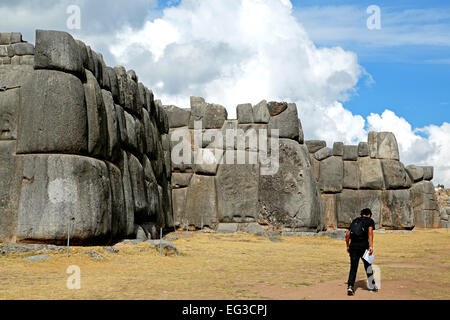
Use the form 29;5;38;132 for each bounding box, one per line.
360;208;372;217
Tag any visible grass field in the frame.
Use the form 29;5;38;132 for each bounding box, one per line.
0;229;449;300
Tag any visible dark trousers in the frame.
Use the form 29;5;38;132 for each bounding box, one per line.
347;247;376;289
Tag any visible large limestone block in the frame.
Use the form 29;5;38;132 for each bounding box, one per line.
358;157;385;190
405;165;424;182
170;127;194;172
107;67;120;104
368;131;400;160
172;188;188;226
17;70;88;154
0;88;19;140
128;153;148;223
322;194;337;230
188;97;227;129
305;140;326;153
84;70;108;158
381;159;412;189
0;141;22;242
336;190;361;228
310;156;320;181
0;32;22;45
343;160;360;190
142;109;156;157
161;175;174;228
422;166;434;181
165;105;191;128
115;66;137;114
101;90;120;162
268;103;300;141
259;139;323;231
314;147;332;161
115;104;128;147
135;119;146;156
146;180;161;219
138;83;148;110
156;102;169;134
184;174;218;227
253;100;270;123
336;190;383;228
16;155;112;244
97;53;110;90
75;40;88;69
124;111;138;152
117;151;135;236
216;151;260;223
333;142;344;156
34;30;84;80
237;103;254;124
358;142;369;157
106;162;126;240
11;42;34;56
343;145;358;161
319;156;343;193
381;190;415;229
143;156;157;183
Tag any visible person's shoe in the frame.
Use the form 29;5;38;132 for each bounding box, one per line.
368;285;378;293
347;286;355;296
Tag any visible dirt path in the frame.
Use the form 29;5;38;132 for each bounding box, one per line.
248;278;435;300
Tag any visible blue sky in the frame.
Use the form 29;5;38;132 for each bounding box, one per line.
290;0;450;129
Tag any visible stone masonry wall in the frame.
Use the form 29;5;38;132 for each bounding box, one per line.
0;30;172;244
167;98;325;234
306;132;440;230
1;29;442;246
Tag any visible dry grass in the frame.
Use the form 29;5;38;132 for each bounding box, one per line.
0;229;449;300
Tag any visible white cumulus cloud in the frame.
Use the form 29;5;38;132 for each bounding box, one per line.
109;0;366;138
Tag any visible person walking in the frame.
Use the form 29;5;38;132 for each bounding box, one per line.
345;208;378;296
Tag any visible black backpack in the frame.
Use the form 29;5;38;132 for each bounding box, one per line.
350;217;365;240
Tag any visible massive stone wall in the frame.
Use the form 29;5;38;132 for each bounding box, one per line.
306;132;440;230
0;31;172;244
167;98;325;233
0;29;443;245
167;100;441;232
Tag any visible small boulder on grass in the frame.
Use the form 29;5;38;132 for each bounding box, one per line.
25;254;50;262
83;250;103;260
147;240;179;256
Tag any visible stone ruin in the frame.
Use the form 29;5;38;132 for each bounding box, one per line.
0;30;442;245
306;134;440;230
166;102;441;233
0;30;172;244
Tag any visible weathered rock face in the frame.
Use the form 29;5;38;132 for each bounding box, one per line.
306;131;439;230
167;98;325;232
0;31;172;244
259;140;323;231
